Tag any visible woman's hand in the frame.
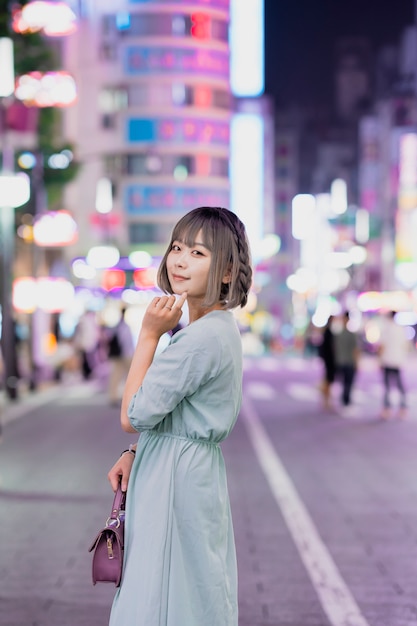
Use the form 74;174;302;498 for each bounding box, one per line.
120;292;187;433
141;293;187;340
108;452;135;492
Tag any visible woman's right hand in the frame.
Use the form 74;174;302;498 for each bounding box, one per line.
108;451;135;492
141;293;187;339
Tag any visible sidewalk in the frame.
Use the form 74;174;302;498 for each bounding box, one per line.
0;374;105;429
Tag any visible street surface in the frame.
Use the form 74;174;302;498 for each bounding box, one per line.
0;352;416;626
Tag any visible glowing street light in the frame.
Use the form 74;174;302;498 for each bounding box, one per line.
330;178;348;215
15;71;77;107
12;2;77;37
12;277;75;313
33;210;78;247
95;177;113;214
86;245;120;269
292;194;315;240
0;38;14;97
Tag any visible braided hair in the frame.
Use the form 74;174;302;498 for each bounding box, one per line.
158;207;252;309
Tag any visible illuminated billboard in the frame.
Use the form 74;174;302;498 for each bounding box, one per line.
230;0;264;96
126;117;229;145
124;46;229;79
125;185;229;215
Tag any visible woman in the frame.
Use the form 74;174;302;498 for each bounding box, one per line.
107;206;252;626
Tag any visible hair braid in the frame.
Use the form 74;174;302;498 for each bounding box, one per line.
220;210;252;308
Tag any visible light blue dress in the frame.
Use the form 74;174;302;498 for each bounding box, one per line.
109;310;241;626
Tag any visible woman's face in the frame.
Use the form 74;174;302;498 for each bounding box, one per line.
166;229;212;300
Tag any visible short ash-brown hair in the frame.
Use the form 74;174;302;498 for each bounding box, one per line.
157;207;252;309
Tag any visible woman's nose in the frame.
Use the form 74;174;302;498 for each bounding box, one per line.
175;251;187;266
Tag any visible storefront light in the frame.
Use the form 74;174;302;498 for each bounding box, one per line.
72;259;97;280
0;38;15;97
291;194;315;240
12;2;77;36
128;250;152;268
395;262;417;288
326;251;352;269
33;210;78;246
355;209;369;243
0;173;30;207
15;71;77;107
330;179;347;215
13;277;75;313
349;245;367;265
95;177;113;214
86;245;120;269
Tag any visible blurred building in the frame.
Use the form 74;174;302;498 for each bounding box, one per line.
62;0;232;257
59;0;277;317
357;21;417;299
273;17;417;333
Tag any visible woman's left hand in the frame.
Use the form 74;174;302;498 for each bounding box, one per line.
108;452;135;492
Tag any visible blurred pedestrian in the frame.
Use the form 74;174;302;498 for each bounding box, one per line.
333;311;360;411
107;307;135;406
318;315;336;410
74;310;100;380
378;311;409;419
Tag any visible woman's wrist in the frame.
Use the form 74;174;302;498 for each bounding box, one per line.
121;444;136;458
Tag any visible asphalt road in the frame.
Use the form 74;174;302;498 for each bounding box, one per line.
0;352;416;626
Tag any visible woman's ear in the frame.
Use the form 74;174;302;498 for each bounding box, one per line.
222;267;232;284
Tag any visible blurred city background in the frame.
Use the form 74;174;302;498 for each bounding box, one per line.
0;0;417;393
1;1;417;626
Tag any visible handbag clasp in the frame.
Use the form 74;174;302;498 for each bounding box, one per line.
107;536;114;559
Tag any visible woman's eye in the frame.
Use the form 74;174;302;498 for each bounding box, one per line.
172;244;180;251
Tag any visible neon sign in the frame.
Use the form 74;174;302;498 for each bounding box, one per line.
124;46;229;79
125;185;230;216
127;117;230;146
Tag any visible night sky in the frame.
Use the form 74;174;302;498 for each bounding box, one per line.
264;0;415;106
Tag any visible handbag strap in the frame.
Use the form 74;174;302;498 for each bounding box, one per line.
109;484;126;521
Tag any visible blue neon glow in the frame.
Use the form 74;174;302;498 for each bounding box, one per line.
116;12;131;30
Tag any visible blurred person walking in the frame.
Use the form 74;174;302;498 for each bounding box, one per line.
318;315;336;410
378;311;409;419
333;311;360;411
74;310;100;380
107;307;135;406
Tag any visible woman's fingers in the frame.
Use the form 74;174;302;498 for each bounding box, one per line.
152;293;187;313
108;456;133;492
175;292;188;309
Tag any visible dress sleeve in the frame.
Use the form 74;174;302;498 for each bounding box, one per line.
127;329;222;431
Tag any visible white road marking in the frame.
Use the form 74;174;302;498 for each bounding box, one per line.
242;394;371;626
286;382;321;402
246;382;276;400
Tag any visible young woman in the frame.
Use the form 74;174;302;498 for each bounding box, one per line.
107;206;252;626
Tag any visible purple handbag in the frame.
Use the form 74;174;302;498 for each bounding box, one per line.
89;484;126;586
